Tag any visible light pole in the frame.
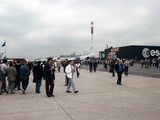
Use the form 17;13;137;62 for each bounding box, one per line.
91;22;94;52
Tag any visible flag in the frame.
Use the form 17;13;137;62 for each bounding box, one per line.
2;42;6;47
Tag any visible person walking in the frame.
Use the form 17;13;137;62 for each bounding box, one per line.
124;59;129;76
6;62;17;94
156;59;159;68
65;60;79;94
62;60;68;73
43;58;55;97
110;59;115;77
0;60;8;93
93;60;98;72
0;63;5;95
33;61;43;93
140;59;144;69
14;61;21;90
115;60;124;85
104;59;108;70
64;61;69;86
89;60;93;73
20;63;30;94
57;61;62;73
75;62;81;78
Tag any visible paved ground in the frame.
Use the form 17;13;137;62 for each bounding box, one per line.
0;69;160;120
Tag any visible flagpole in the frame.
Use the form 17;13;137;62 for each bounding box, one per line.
5;40;6;58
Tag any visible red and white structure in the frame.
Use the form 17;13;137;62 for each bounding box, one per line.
91;22;94;52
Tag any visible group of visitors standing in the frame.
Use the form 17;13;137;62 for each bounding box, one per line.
140;58;160;69
0;60;31;95
88;60;98;72
0;58;79;97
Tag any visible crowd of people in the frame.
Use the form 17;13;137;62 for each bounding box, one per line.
81;60;98;72
81;58;129;85
1;57;159;97
140;58;160;69
101;57;160;85
0;58;80;97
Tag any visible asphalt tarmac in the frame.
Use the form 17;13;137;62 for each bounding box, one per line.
1;69;160;120
1;68;160;120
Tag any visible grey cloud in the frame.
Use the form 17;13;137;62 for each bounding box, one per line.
0;6;40;37
0;0;160;59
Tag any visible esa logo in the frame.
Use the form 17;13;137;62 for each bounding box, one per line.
150;50;160;56
142;48;160;58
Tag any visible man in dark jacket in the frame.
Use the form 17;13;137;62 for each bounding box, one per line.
115;59;124;85
20;63;30;94
43;58;55;97
110;59;115;77
89;60;93;73
33;61;43;93
93;60;98;72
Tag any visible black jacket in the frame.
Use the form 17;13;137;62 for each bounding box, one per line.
43;63;55;80
33;65;43;80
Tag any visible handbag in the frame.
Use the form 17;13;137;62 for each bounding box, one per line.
24;73;29;80
110;68;113;73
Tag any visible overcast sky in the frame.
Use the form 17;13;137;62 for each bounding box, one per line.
0;0;160;59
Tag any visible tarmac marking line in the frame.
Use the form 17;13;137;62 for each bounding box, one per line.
51;100;59;120
54;98;74;120
40;84;74;120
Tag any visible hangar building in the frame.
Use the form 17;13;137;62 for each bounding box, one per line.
100;45;160;60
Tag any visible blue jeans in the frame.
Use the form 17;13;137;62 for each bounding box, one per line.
117;72;123;84
22;79;29;91
35;79;42;92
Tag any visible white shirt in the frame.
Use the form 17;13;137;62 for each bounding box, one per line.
0;63;8;73
76;63;81;68
65;64;74;79
124;60;129;67
76;63;81;73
